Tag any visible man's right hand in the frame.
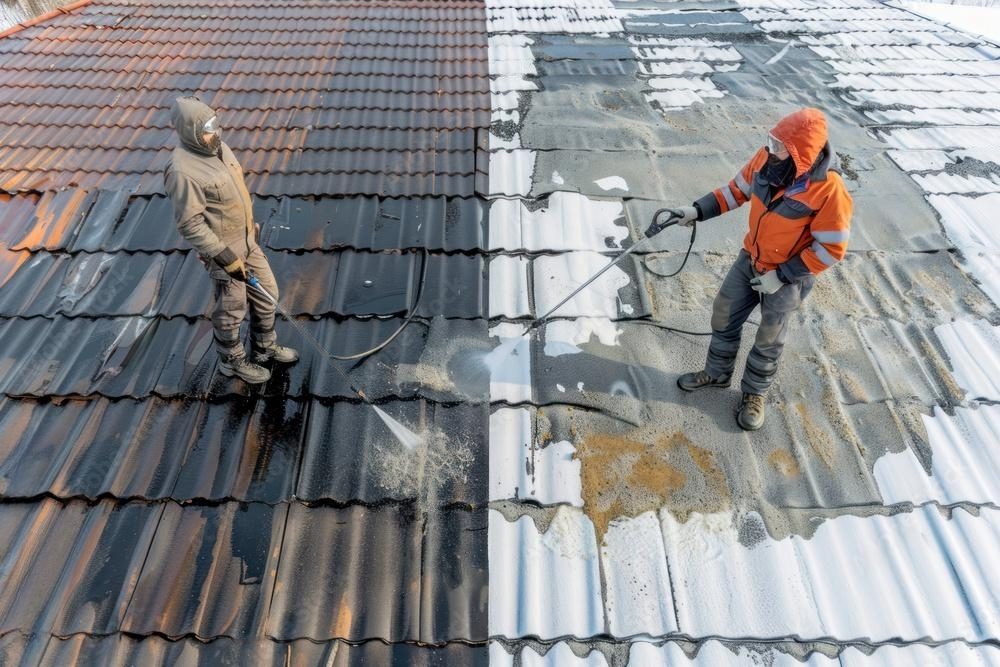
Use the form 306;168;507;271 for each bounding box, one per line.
644;205;700;237
670;206;699;228
213;247;247;281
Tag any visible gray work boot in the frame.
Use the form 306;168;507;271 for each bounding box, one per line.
677;369;732;392
737;392;766;431
219;354;271;384
252;342;299;365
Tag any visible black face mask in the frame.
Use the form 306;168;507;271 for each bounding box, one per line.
762;154;796;188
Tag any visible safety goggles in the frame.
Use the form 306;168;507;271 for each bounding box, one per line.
203;115;219;134
766;132;789;160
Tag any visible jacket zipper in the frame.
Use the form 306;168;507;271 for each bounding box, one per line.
218;153;252;254
753;192;783;269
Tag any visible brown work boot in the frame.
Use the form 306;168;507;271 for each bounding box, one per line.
252;342;299;365
737;392;766;431
677;369;731;392
219;354;271;384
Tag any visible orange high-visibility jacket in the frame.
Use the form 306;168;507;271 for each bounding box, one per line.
694;108;854;282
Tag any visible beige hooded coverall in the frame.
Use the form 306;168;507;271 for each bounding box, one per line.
163;96;280;359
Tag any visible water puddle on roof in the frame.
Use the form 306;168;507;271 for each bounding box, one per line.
574;430;731;543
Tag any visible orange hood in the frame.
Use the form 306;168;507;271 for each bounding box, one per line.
770;108;828;178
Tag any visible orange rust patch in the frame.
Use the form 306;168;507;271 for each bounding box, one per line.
768;449;800;477
576;434;685;543
575;430;731;543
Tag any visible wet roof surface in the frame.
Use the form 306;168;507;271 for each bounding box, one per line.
1;0;1000;665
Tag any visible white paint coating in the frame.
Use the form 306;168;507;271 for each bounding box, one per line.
489;507;679;640
493;640;1000;665
601;512;677;637
486;1;623;34
487;191;628;252
935;319;1000;400
875;405;1000;505
662;506;1000;642
489;407;583;505
965;250;1000;306
532;253;632;319
488;151;536;197
894;1;1000;45
489;642;609;667
593;176;629;192
489;508;603;639
543;318;622;357
488;255;530;318
927;194;1000;251
487;323;532;404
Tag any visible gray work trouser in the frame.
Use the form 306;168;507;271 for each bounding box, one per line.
704;250;814;395
211;244;279;359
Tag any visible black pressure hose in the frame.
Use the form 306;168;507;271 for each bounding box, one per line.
638;220;758;337
330;247;430;362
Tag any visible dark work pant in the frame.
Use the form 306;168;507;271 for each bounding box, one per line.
704;250;814;395
212;244;279;359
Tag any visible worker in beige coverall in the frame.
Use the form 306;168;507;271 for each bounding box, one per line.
164;96;298;384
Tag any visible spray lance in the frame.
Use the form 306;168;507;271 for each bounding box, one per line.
245;273;369;401
519;207;693;337
244;272;435;449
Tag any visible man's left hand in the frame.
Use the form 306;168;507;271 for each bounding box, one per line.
750;270;784;294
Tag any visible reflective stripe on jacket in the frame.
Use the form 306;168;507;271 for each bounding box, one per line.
694;108;854;282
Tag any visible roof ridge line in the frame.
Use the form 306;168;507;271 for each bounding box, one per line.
0;0;97;40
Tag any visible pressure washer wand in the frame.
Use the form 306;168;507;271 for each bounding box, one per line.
246;273;369;401
522;209;682;335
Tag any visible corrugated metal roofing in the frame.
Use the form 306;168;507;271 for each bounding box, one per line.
3;0;1000;664
0;249;489;319
0;315;493;400
0;397;488;505
0;0;489;196
0;498;486;643
0;190;489;253
22;635;488;667
480;0;1000;664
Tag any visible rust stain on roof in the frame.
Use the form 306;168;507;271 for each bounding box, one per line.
575;430;731;543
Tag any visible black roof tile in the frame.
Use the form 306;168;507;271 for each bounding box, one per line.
33;635;488;666
0;0;487;197
120;501;284;639
0;0;491;653
4;192;487;252
267;504;487;642
0;396;488;506
0;499;487;643
0;316;489;401
0;499;159;636
0;249;487;318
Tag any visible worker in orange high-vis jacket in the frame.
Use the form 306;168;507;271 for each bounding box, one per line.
646;107;853;430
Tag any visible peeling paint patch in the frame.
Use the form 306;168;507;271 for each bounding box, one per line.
543;318;622;357
593;175;628;192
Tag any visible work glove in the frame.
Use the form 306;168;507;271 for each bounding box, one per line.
670;205;700;228
644;206;699;238
213;247;247;281
750;270;784;295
